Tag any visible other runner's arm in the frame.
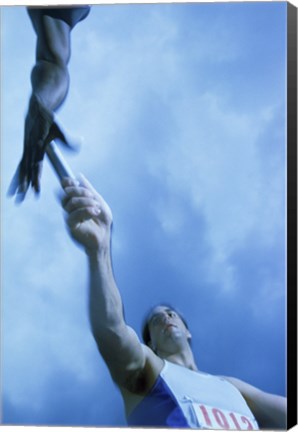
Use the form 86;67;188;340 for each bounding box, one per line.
9;8;81;201
224;376;287;429
61;175;147;389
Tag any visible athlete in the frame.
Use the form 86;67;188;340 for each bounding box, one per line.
61;174;287;430
8;6;90;202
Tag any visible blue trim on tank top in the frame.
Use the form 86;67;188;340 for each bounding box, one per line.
127;373;190;428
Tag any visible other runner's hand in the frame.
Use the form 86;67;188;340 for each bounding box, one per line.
8;94;75;202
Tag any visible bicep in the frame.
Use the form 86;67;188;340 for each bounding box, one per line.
94;324;147;389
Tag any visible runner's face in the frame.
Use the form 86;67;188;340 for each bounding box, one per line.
147;306;190;351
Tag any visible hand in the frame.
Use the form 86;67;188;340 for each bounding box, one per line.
61;175;113;255
8;94;75;202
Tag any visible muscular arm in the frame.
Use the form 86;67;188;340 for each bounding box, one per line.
29;9;71;110
87;249;146;387
224;376;287;429
9;8;82;201
61;176;151;390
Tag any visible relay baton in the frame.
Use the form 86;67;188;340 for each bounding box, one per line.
46;141;76;182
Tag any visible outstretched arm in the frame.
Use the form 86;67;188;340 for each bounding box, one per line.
61;176;153;390
9;10;71;201
224;376;287;429
28;7;71;110
9;7;89;202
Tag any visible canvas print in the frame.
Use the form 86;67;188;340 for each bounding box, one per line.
1;2;291;429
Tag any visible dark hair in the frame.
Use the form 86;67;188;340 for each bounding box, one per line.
141;303;190;346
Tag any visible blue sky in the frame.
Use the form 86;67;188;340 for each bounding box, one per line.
1;2;288;428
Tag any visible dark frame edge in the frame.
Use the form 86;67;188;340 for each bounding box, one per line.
287;1;298;430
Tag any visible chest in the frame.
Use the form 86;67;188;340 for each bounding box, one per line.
161;362;259;429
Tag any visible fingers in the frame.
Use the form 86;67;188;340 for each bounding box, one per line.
62;176;106;208
67;206;101;230
62;182;103;232
61;183;93;205
77;174;113;219
61;175;112;225
77;173;98;195
10;96;53;201
9;91;83;201
7;162;30;203
31;161;43;194
63;194;100;215
61;178;100;213
7;167;21;197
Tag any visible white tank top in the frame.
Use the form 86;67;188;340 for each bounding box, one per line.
160;360;259;429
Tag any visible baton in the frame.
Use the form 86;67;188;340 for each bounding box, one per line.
46;141;76;182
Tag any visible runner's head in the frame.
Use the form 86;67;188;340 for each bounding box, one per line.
142;304;192;352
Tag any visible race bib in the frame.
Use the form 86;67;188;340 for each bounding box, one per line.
192;402;259;430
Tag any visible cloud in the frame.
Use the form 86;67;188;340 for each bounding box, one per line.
144;86;285;294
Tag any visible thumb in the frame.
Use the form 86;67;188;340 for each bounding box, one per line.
48;120;83;153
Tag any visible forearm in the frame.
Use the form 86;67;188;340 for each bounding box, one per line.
87;248;125;341
30;59;70;111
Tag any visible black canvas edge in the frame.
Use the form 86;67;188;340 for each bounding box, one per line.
287;1;298;430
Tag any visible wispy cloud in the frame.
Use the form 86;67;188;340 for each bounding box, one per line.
145;86;285;293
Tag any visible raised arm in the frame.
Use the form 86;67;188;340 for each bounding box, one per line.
61;175;153;391
9;7;89;201
224;376;287;429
